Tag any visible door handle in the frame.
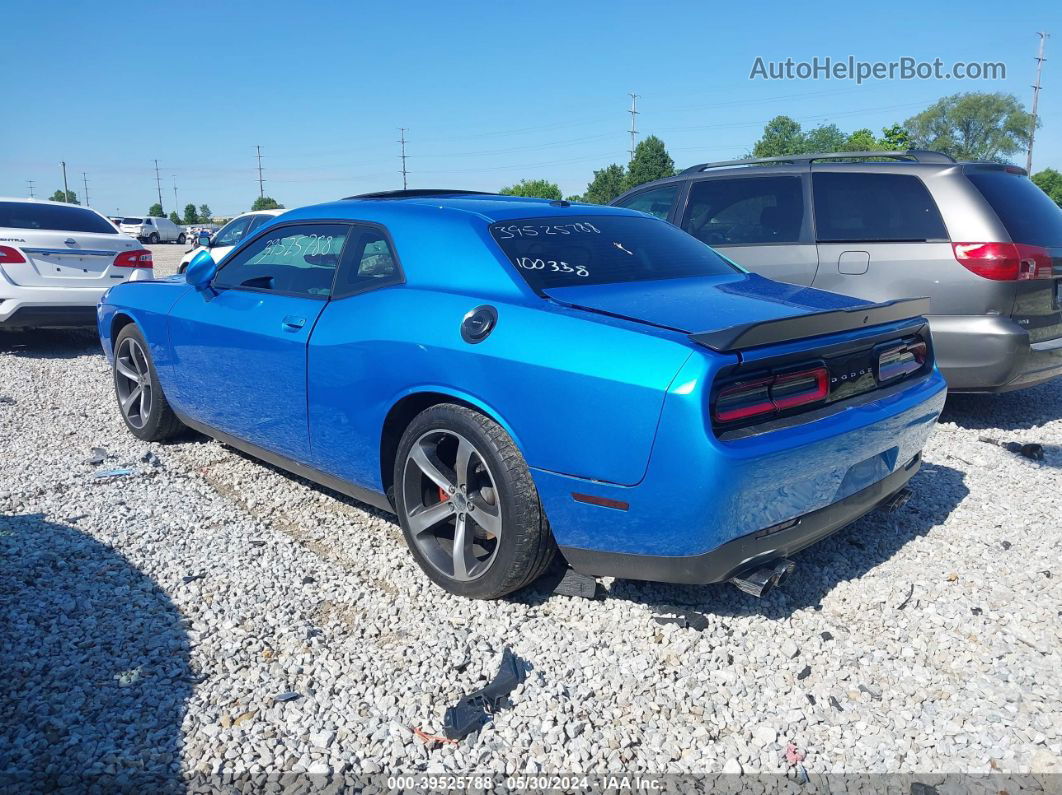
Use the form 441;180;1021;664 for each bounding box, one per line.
281;315;306;330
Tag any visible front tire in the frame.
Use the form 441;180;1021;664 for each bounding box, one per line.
148;232;160;244
112;324;183;442
394;404;555;599
177;233;186;244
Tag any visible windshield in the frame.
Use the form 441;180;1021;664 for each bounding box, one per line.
0;202;118;234
489;215;739;290
122;217;144;225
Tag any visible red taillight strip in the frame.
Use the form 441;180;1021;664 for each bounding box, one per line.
953;242;1053;281
0;245;27;264
714;376;774;423
714;367;830;424
113;249;153;268
770;367;829;411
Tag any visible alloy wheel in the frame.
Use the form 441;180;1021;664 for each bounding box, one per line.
114;337;153;429
401;429;503;581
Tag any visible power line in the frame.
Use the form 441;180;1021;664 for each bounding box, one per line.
398;128;409;189
256;145;265;198
26;179;35;198
1027;31;1050;174
153;159;164;212
628;92;640;161
82;172;90;207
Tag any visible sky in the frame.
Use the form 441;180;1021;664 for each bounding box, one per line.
2;0;1059;218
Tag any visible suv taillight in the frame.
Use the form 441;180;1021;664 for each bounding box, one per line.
114;249;153;268
714;365;829;424
953;242;1053;281
0;245;27;264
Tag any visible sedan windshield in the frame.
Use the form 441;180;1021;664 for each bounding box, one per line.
489;215;738;290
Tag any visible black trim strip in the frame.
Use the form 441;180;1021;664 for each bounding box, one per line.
689;297;931;352
174;411;395;514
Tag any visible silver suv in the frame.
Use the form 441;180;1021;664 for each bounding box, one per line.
612;150;1062;393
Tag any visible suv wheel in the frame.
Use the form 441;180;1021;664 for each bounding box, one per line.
177;233;186;245
148;232;159;244
394;404;555;599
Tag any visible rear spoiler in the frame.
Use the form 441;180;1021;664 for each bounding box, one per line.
690;297;931;353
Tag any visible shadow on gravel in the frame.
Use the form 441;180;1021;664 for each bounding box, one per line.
0;514;190;791
601;462;968;619
0;328;100;360
940;380;1062;431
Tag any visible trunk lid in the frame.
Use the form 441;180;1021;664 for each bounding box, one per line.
1;228;142;287
543;273;874;336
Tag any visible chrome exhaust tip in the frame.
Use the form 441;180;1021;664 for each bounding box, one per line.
729;559;796;598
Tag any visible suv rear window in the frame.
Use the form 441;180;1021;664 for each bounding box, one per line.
489;215;738;290
682;176;804;246
813;173;948;243
0;202;118;234
122;217;143;224
967;171;1062;248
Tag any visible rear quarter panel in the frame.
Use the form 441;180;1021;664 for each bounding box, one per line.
306;286;696;489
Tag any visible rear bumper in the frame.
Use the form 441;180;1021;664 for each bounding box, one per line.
0;304;98;328
561;452;920;584
929;314;1062;393
0;273;155;328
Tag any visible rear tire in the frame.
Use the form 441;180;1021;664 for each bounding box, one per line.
148;232;159;244
177;233;186;244
394;404;555;599
112;324;183;442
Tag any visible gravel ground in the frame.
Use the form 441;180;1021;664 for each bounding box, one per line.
0;262;1060;787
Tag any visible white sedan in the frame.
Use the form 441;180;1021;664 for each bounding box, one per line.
178;208;286;273
0;198;153;329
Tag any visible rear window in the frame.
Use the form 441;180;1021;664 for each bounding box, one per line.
682;176;804;246
813;173;948;243
489;215;739;290
0;202;118;234
967;171;1062;248
122;217;144;224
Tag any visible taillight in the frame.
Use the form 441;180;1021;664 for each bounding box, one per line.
714;365;829;424
114;249;153;268
0;245;27;264
953;242;1053;281
878;341;927;383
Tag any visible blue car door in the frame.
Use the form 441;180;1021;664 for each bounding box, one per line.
167;222;352;463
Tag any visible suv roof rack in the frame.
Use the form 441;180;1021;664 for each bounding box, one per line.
680;149;955;174
343;189;493;200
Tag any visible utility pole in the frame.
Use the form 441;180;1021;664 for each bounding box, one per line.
628;92;640;162
153;159;164;212
26;179;35;198
82;172;90;208
398;128;409;190
256;145;265;199
60;161;69;202
172;175;178;212
1027;32;1050;174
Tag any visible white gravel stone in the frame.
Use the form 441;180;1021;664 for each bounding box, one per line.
1;256;1060;780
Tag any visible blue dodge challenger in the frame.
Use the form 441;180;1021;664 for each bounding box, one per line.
98;191;946;599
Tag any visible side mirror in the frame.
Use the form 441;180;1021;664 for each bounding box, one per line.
197;232;211;248
185;249;218;291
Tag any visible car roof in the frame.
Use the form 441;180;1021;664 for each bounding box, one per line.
281;192;644;225
0;196;102;209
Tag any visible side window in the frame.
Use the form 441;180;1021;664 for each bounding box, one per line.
245;213;272;235
813;173;948;243
214;223;350;297
681;176;804;246
614;185;679;220
333;226;402;298
213;215;253;247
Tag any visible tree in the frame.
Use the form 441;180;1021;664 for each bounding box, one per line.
904;92;1034;162
198;204;212;222
880;123;911;151
147;202;164;217
251;196;284;211
49;189;79;204
803;124;847;153
842;128;879;151
1032;168;1062;208
168;211;181;225
498;179;562;200
751;116;806;158
181;204;197;224
625;135;675;190
582;163;627;204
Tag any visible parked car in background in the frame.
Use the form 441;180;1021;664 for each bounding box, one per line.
119;216;185;244
0;198;153;328
99;190;945;599
612;150;1062;393
177;209;285;272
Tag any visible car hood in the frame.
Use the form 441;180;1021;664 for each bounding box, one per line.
543;273;870;335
